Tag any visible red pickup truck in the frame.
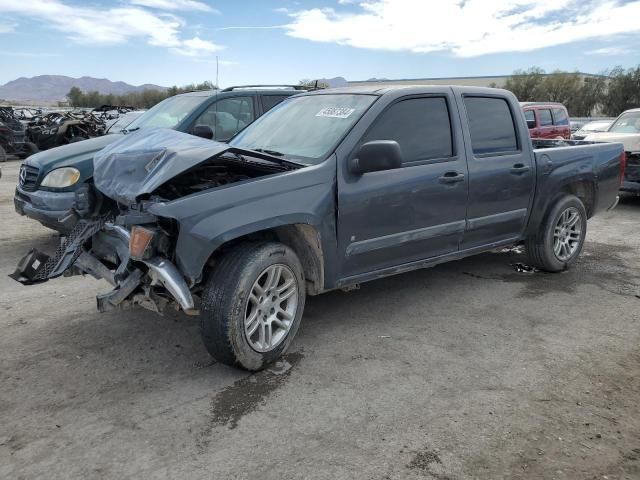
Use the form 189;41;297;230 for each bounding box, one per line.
521;102;571;140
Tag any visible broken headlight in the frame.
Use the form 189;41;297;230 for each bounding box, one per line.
41;167;80;188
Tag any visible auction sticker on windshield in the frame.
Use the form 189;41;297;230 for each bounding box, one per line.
316;107;356;119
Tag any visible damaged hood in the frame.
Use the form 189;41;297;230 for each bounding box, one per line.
93;129;233;205
582;132;640;153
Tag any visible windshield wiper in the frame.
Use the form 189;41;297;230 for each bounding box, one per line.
122;127;140;134
252;148;285;157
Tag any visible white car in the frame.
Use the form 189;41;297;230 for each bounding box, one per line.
572;120;614;140
583;108;640;153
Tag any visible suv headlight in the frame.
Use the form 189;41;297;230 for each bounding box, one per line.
41;167;80;188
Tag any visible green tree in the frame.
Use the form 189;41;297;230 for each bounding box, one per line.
298;79;330;89
503;67;545;101
602;66;640;116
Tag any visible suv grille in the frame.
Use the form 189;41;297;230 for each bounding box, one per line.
19;165;40;192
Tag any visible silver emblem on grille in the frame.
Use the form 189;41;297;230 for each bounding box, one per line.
19;166;27;186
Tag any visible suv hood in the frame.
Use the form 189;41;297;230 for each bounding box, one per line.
583;132;640;153
25;134;122;172
93;128;293;205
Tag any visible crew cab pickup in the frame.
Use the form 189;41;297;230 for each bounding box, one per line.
14;87;304;232
11;86;624;371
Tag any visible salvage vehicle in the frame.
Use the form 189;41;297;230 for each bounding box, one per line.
15;86;305;231
26;110;106;150
11;86;623;371
0;107;38;161
521;102;571;140
582;108;640;194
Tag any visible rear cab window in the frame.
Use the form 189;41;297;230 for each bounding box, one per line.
362;96;453;165
463;96;519;155
538;109;553;127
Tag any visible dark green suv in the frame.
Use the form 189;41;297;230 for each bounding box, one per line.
14;86;303;231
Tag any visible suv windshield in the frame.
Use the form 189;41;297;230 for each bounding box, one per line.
125;95;205;131
230;94;377;163
608;112;640;134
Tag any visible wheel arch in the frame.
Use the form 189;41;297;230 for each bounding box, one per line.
204;223;325;296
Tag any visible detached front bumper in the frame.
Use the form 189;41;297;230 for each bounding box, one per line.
10;217;196;314
14;186;76;232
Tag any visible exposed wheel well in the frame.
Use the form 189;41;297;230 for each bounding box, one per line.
206;224;325;295
562;181;595;217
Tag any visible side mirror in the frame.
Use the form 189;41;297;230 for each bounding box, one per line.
349;140;402;175
526;119;536;129
193;124;214;140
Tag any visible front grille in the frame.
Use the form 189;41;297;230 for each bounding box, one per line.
19;165;40;192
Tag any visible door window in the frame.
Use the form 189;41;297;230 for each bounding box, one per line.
194;96;255;141
524;110;535;122
464;97;519;155
362;97;453;164
552;108;569;126
262;95;290;113
538;109;553;127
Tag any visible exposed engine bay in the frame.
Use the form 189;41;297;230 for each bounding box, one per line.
10;129;301;315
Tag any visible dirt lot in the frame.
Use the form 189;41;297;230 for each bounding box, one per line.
1;159;639;480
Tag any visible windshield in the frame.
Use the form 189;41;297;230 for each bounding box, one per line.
125;95;205;131
230;94;377;163
608;112;640;134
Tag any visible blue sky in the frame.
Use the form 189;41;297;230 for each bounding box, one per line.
1;0;640;87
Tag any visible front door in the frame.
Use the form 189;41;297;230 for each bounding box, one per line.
337;93;469;280
457;94;535;249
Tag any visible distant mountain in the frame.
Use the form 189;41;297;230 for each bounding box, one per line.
0;75;167;103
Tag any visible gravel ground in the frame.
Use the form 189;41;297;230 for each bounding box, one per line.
1;159;639;480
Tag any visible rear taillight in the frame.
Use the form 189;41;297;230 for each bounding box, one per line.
619;152;627;186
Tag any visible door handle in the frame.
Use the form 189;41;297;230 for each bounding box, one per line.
510;164;530;175
439;171;465;184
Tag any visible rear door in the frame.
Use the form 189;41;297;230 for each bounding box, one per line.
551;107;571;139
337;91;469;279
457;92;535;249
536;108;555;138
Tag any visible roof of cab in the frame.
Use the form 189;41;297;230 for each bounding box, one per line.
301;84;512;96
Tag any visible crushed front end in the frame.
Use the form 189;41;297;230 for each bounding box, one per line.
9;128;295;316
10;197;198;315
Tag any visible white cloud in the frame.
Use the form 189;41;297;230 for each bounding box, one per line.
0;22;16;33
171;36;223;56
284;0;640;57
0;0;222;56
129;0;219;13
586;46;630;56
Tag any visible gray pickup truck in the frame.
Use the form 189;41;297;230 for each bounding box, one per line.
11;86;623;371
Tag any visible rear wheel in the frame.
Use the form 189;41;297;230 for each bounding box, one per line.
526;194;587;272
200;242;306;371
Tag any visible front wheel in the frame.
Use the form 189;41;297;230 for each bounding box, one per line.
526;194;587;272
200;242;306;371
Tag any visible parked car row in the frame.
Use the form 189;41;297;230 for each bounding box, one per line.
10;85;624;370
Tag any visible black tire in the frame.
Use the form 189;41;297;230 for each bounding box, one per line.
526;194;587;272
17;142;38;159
0;145;6;163
200;242;306;371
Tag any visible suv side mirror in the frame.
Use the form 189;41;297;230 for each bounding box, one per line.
349;140;402;174
526;119;536;129
193;124;214;140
